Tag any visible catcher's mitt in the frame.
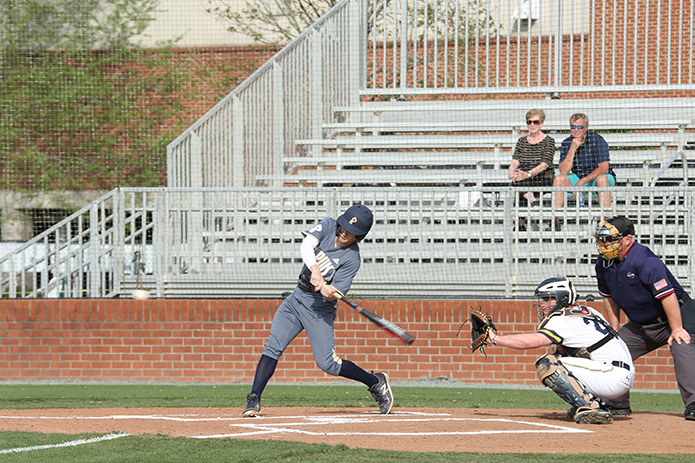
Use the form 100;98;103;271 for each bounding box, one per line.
470;310;497;354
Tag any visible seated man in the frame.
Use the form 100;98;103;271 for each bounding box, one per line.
553;113;616;209
488;277;634;424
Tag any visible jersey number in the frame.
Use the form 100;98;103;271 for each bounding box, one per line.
582;317;611;335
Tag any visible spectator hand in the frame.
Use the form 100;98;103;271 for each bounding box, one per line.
571;136;585;148
668;327;691;346
510;171;528;182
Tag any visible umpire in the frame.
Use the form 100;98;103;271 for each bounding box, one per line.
594;216;695;420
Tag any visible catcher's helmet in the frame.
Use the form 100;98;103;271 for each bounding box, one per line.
534;277;577;319
337;204;373;241
595;216;633;262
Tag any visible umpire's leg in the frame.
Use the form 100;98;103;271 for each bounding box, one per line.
671;338;695;407
603;320;668;409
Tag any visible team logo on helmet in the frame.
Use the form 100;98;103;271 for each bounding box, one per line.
594;220;622;259
337;204;373;241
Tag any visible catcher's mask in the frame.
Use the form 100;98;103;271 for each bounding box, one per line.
534;277;577;320
337;204;373;241
594;216;634;265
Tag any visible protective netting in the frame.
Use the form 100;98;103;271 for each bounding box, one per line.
0;0;276;240
1;0;694;299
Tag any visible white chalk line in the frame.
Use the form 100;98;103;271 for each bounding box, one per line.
0;411;593;440
0;432;129;455
0;410;440;423
0;414;238;422
192;414;593;439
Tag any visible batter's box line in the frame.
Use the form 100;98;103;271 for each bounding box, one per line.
192;417;593;439
0;432;129;455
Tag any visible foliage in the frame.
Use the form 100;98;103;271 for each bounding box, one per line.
205;0;341;45
0;0;185;190
0;0;158;50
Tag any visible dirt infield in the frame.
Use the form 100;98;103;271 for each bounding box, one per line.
0;407;692;454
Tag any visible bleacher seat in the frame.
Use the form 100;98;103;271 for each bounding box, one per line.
258;97;694;189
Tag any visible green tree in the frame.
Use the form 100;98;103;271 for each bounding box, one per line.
0;0;158;50
0;0;186;190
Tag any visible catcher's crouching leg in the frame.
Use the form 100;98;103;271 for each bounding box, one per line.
535;354;612;425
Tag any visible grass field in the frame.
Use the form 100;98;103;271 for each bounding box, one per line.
0;384;689;462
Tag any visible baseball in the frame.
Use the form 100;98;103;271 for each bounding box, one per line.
132;289;150;301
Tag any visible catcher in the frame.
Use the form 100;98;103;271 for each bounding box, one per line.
470;277;634;424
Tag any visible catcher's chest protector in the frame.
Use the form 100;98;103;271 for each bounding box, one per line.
538;305;618;358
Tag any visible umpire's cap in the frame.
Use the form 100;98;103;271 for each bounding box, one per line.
337;204;373;241
607;215;635;236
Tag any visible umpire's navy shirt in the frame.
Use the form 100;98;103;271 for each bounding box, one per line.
595;242;684;325
560;130;616;179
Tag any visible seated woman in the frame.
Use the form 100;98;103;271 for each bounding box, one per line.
508;108;556;230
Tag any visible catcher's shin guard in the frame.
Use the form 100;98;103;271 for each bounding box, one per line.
535;354;594;409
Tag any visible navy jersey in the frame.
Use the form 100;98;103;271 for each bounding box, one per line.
595;242;684;324
560;130;615;179
298;217;361;302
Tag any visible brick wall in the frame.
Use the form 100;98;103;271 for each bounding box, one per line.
0;298;677;391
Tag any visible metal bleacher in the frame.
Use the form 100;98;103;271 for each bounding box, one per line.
266;98;695;189
3;0;695;300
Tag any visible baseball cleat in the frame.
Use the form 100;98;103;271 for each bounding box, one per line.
369;372;393;414
605;405;632;416
566;406;578;420
574;406;612;424
243;393;261;417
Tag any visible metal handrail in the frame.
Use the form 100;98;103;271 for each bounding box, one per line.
166;0;360;188
2;186;693;300
650;150;689;220
168;0;353;147
650;150;688;188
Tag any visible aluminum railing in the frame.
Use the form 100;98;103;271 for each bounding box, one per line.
366;0;695;95
2;186;692;300
167;0;695;190
166;0;362;188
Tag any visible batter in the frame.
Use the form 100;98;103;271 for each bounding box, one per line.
243;204;393;417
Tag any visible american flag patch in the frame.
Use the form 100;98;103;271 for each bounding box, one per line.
654;279;668;291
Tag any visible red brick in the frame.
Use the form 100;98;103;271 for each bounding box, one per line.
0;298;679;390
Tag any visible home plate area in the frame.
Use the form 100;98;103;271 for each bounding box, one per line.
0;407;692;453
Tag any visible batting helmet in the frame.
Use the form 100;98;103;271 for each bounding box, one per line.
534;277;577;319
337;204;373;241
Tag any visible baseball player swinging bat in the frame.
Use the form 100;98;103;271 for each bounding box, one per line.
340;297;416;345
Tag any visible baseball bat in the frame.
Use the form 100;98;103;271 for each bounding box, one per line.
340;298;416;345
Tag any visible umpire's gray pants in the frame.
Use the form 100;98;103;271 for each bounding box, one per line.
604;318;695;409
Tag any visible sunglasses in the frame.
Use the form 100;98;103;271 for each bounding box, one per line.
596;235;622;245
526;120;542;125
570;125;585;130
